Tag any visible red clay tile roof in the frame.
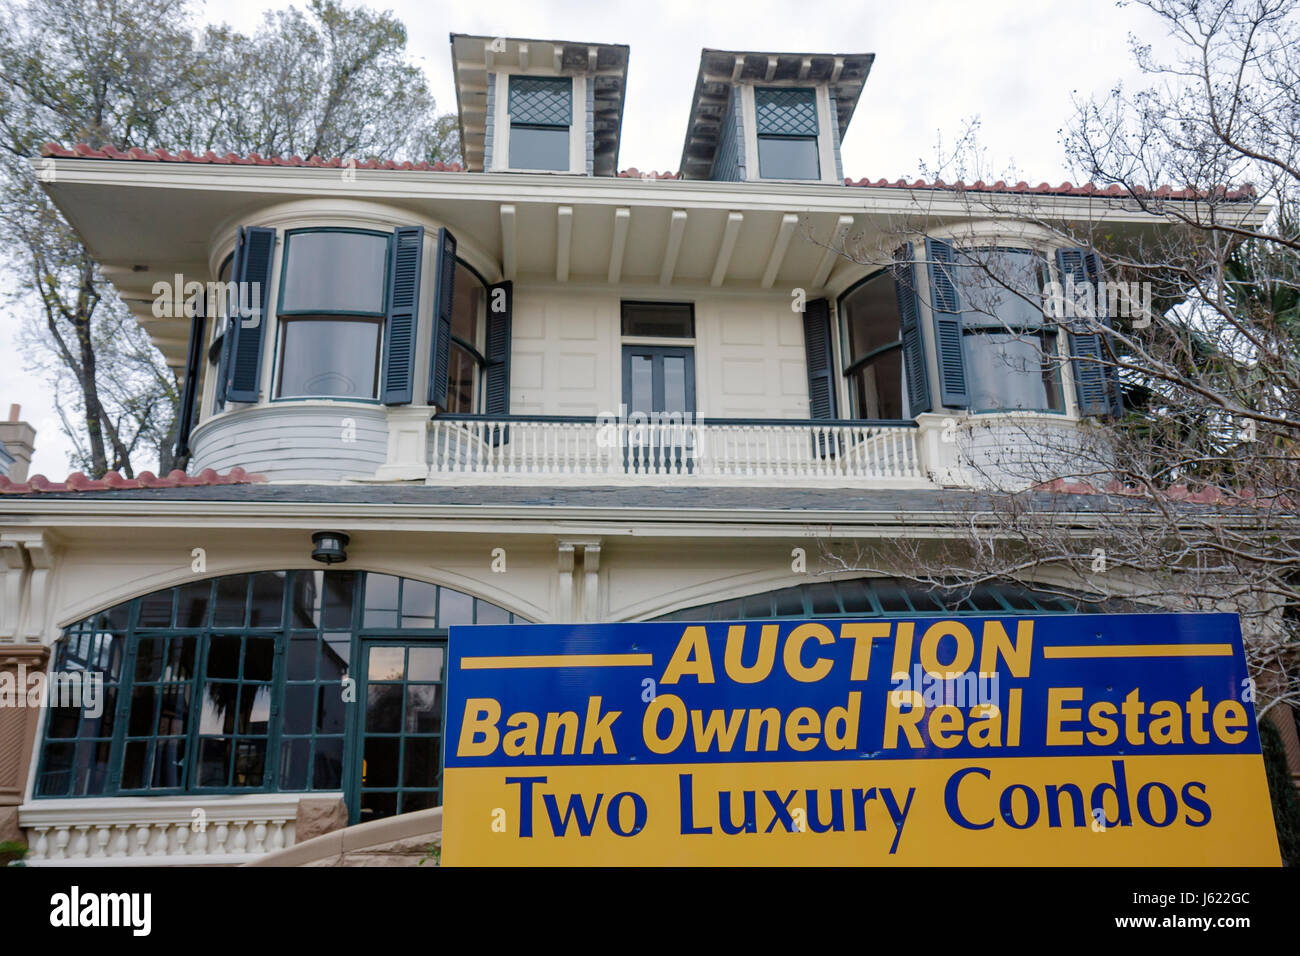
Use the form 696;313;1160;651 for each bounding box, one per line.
0;467;266;494
42;143;1255;199
41;142;464;172
844;177;1256;200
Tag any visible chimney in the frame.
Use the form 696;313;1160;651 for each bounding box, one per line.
0;404;37;482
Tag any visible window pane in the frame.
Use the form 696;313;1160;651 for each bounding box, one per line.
843;272;902;364
955;249;1046;329
663;357;687;414
509;125;569;171
849;351;904;420
629;354;653;416
280;231;388;314
621;302;694;338
757;136;819;180
439;588;473;627
447;343;477;414
964;332;1063;412
755;88;818;136
452;263;485;344
278;319;381;399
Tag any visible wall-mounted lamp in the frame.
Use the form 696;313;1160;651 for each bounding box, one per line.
311;531;350;564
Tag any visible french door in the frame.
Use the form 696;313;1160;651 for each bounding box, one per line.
621;345;696;472
352;638;447;823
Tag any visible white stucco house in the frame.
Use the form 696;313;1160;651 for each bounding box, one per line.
0;33;1285;866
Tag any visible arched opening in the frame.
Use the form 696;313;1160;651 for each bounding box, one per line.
34;569;524;824
649;576;1122;622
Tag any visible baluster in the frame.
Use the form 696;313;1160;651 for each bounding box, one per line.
175;823;190;857
30;827;50;860
232;821;248;854
190;820;209;857
130;824;149;858
70;825;90;859
269;819;286;852
213;822;229;854
251;820;268;853
110;824;130;857
49;826;69;859
95;825;111;860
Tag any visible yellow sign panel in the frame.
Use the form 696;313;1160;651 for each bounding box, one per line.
442;615;1281;866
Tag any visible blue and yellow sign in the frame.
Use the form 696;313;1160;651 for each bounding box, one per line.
442;614;1281;865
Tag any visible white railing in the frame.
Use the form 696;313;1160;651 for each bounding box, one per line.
427;417;926;486
19;794;303;866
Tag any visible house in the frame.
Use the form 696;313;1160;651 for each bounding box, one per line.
0;33;1291;865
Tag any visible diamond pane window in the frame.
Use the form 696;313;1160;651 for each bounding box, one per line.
755;88;819;136
508;76;572;171
755;88;820;180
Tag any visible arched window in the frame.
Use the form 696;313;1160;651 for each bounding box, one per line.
650;577;1118;622
34;570;522;808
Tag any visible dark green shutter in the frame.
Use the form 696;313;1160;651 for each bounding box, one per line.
925;237;969;408
426;228;458;408
380;226;424;405
1057;248;1122;417
224;226;276;403
801;297;837;419
484;281;512;445
214;230;243;405
891;243;932;415
173;297;206;460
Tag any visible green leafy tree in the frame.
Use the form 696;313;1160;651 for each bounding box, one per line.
0;0;461;477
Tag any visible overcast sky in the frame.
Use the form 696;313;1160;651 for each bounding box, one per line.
2;0;1175;477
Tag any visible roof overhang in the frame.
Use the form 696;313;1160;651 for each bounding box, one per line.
35;156;1268;374
680;48;875;180
450;33;630;175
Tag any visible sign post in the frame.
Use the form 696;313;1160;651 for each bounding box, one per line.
441;613;1281;865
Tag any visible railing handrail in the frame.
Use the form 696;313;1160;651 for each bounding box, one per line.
431;413;919;428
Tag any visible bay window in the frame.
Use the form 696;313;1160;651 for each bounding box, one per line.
275;229;390;400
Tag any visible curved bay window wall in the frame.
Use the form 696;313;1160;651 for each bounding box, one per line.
35;570;521;821
275;229;390;400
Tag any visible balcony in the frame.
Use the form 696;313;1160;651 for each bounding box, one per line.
425;416;927;486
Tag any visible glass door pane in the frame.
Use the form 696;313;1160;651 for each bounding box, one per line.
356;640;446;822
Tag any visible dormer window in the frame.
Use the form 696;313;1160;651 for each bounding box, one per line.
508;76;572;171
754;88;820;180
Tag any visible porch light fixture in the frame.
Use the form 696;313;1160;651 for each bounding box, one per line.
311;531;350;564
